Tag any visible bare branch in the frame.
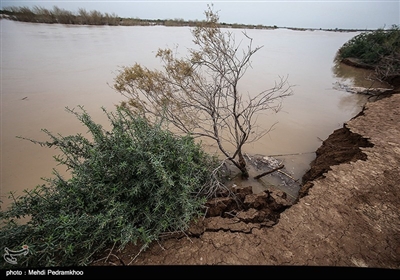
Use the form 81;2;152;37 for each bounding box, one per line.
113;6;292;178
254;164;285;180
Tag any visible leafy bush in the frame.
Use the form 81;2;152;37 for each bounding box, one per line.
0;106;222;268
336;25;400;81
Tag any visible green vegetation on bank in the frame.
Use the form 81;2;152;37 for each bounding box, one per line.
0;106;224;268
336;25;400;83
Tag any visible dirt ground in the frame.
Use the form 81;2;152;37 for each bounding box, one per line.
91;89;400;276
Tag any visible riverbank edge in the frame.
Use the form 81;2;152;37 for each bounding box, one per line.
299;68;400;199
125;88;399;267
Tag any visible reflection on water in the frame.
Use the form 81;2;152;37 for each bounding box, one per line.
332;60;391;89
1;20;381;206
337;93;369;115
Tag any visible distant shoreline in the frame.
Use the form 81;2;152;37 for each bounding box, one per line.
0;9;369;33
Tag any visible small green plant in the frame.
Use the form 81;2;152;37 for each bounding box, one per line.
0;106;223;268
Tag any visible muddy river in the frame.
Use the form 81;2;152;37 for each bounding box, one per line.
1;20;389;207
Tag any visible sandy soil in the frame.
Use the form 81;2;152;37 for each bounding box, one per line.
91;89;400;276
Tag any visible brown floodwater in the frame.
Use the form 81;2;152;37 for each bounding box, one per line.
0;20;390;208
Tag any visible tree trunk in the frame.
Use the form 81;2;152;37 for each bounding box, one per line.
238;150;249;179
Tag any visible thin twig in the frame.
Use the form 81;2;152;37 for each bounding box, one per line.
254;164;284;179
203;206;209;220
108;253;125;266
156;240;166;251
268;151;315;157
105;242;116;263
180;230;193;243
128;244;147;265
277;170;299;182
225;210;237;217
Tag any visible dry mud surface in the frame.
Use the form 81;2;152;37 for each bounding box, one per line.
93;93;400;273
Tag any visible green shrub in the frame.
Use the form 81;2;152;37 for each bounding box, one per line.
337;26;398;63
336;25;400;81
0;106;222;268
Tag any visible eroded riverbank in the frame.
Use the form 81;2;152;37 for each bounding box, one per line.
93;90;400;269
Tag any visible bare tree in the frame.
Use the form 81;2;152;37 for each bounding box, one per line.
113;6;293;178
375;51;400;85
